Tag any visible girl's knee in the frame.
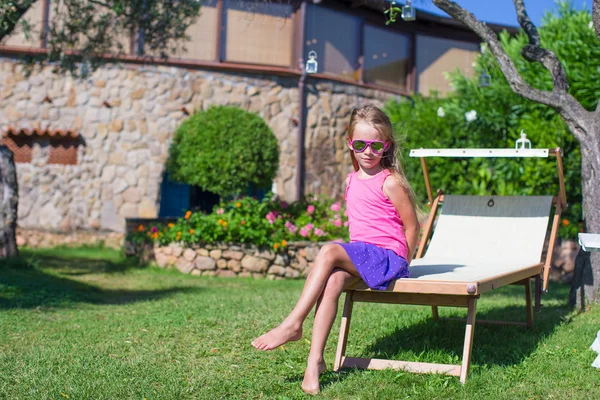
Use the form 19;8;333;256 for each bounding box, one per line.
322;271;347;300
317;244;342;263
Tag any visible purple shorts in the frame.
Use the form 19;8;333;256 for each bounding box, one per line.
339;241;409;290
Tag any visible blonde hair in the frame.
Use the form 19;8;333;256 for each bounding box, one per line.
347;105;417;206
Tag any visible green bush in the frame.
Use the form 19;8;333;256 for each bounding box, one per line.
386;3;597;239
128;194;349;250
167;106;280;198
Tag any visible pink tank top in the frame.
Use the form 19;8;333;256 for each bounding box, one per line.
345;169;408;259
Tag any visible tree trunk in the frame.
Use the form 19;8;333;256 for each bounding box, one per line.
570;136;600;308
0;146;19;258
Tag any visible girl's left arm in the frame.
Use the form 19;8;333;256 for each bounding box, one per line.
383;177;420;264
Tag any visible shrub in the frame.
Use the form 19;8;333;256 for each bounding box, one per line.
167;106;280;198
128;194;349;251
386;4;597;239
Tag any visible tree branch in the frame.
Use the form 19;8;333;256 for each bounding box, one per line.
431;0;591;141
513;1;569;93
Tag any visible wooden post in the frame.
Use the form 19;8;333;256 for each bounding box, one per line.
420;157;433;206
555;148;567;209
431;306;439;321
459;298;477;384
525;278;533;328
0;146;19;258
534;275;542;312
334;292;354;371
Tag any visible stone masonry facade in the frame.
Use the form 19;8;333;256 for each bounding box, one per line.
0;58;393;233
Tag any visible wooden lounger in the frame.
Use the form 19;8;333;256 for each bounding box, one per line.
335;148;566;384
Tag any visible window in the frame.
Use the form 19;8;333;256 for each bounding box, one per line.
1;128;80;165
48;138;78;165
224;0;294;66
147;0;219;60
1;1;45;49
416;35;479;96
304;4;360;80
2;135;33;163
363;25;411;91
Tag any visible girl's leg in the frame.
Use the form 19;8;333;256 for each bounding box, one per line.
251;244;358;351
302;268;358;395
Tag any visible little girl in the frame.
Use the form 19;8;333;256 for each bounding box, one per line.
252;105;420;394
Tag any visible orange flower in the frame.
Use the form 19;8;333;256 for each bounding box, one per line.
137;225;145;232
241;220;246;225
236;202;242;208
168;223;174;228
152;232;159;239
185;211;192;220
176;232;181;240
273;243;280;249
562;219;569;226
281;240;287;247
189;229;195;235
222;221;228;227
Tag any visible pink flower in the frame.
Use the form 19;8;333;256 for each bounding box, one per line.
280;201;289;209
151;226;157;233
266;211;277;224
314;228;324;236
307;205;315;214
343;221;349;227
334;219;342;227
331;202;341;212
299;228;309;237
305;223;314;231
217;208;224;215
285;221;297;234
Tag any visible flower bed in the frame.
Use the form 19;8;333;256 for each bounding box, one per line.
124;194;348;278
126;194;349;251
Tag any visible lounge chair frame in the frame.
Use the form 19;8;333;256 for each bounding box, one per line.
334;147;566;384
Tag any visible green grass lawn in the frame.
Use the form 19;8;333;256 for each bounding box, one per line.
1;247;599;399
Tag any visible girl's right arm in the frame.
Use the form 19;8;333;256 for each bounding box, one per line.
383;176;420;264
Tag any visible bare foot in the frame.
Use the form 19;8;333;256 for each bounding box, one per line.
251;323;302;351
301;359;327;395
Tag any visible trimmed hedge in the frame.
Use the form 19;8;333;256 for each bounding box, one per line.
167;106;279;198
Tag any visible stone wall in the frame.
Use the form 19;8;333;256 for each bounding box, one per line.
125;240;323;279
0;58;396;233
16;228;123;249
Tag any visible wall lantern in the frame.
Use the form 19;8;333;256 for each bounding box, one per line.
478;71;491;87
402;1;416;21
306;50;318;74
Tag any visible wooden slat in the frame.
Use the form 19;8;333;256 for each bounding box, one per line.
346;279;480;296
341;357;461;376
351;291;472;307
443;317;528;327
476;263;542;294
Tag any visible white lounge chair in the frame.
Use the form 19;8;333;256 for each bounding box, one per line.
335;148;566;384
